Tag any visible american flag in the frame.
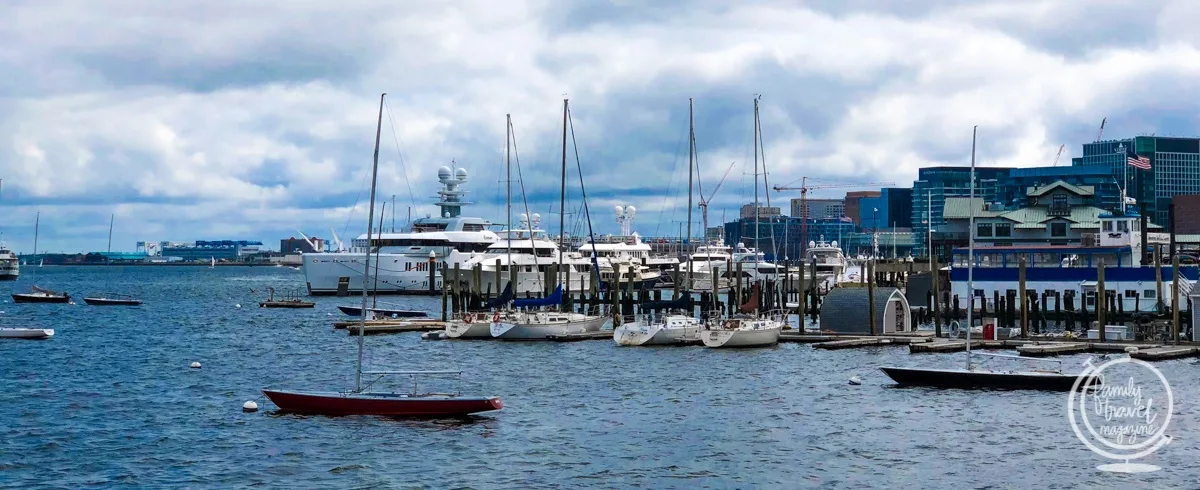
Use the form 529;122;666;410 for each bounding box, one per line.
1127;154;1151;170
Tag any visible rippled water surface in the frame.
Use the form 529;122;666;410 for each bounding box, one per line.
2;266;1199;489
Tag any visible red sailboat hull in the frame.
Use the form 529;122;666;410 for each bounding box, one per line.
261;389;503;417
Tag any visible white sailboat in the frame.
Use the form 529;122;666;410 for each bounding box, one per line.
615;98;702;346
698;97;783;348
210;256;215;268
490;100;606;340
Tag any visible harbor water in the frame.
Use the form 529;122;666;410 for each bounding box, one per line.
2;266;1198;488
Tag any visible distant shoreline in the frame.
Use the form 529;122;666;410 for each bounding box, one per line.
26;263;300;268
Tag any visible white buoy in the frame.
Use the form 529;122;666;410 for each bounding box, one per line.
190;361;202;369
235;303;242;308
1125;346;1139;354
243;400;259;412
849;376;862;385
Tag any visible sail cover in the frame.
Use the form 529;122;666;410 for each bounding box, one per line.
513;285;563;308
486;282;514;308
638;295;690;311
738;283;761;313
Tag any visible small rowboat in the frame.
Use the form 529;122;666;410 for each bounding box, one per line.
83;293;142;306
0;328;54;339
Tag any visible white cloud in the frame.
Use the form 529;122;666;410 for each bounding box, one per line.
1;0;1197;251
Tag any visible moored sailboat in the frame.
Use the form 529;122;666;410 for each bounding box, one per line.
13;285;71;304
261;93;503;417
85;214;143;306
613;296;700;346
699;283;783;348
879;126;1098;392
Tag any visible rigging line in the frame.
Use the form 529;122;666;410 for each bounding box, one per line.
756;100;779;260
509;116;545;292
382;98;418;212
656;115;689;240
566;104;603;286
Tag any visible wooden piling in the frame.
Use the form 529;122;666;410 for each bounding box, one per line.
868;260;877;336
1018;258;1027;338
1096;259;1106;342
472;263;482;310
440;269;449;321
1173;254;1181;345
452;262;461;314
932;254;942;337
1155;247;1164;313
494;258;502;301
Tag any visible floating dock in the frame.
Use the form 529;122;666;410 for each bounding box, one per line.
1016;343;1091;357
334;319;445;329
1129;346;1200;361
344;322;446;335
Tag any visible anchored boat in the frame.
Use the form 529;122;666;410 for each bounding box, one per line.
0;328;54;339
261;93;502;417
13;286;70;304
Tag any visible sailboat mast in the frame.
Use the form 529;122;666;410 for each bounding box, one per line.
506;114;513;274
107;214;114;254
966;125;977;370
33;212;39;256
753;97;760;253
686;98;695;290
356;93;386;393
559;99;568;288
372;202;385;308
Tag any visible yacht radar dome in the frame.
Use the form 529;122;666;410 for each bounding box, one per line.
614;205;625;216
626;206;636;217
437;166;452;182
519;213;529;223
809;241;816;248
455;168;468;181
831;240;838;248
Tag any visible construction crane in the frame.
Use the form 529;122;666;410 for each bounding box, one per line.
772;177;896;257
697;161;737;241
1097;117;1106;142
1051;144;1065;166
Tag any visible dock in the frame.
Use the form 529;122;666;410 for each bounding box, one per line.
1016;342;1091;357
334;319;446;329
1129;346;1200;361
345;322;446;335
546;331;615;342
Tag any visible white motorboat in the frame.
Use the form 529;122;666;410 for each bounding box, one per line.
0;243;18;281
0;328;54;339
444;314;496;339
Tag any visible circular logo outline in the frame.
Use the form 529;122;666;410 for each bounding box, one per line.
1067;357;1173;461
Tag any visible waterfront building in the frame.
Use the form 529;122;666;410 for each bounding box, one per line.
1074;136;1200;231
843;190;880;226
739;204;781;219
162;240;264;262
859;188;913;231
281;237;325;254
912;166;1013;258
790;198;843;220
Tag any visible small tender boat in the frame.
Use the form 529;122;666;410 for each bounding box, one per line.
83;292;142;306
259;287;315;308
261;389;503;417
12;286;70;304
0;328;54;339
337;305;425;318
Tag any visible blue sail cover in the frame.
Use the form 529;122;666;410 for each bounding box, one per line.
486;282;514;308
513;285;563;308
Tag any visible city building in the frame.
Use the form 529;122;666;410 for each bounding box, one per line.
843;191;880;226
858;188;913;231
790;198;844;220
1074;136;1200;230
1172;195;1200;234
161;240;265;262
912;166;1014;258
281;236;325;254
1002;166;1125;212
739;204;781;219
723;216;857;260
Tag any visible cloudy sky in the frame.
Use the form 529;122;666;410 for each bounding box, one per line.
4;0;1200;253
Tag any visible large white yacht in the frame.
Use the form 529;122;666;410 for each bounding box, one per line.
681;242;785;291
578;232;672;290
804;237;848;282
0;243;18;281
446;213;593;295
302;166;499;295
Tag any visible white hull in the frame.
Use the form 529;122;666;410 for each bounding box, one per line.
613;318;701;346
450;270;591;297
0;328;54;339
700;326;781;348
303;252;450;295
444;320;494;339
490;315;607;340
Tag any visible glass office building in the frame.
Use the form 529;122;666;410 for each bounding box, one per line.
911;166;1012;258
1075;136;1200;230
